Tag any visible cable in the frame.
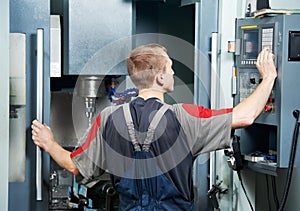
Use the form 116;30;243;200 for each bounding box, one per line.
266;175;271;211
237;170;254;211
278;109;300;211
226;135;254;211
271;176;279;210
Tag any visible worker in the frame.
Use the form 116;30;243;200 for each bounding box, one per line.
31;44;277;210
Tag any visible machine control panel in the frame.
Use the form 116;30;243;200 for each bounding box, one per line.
237;24;276;68
234;15;300;169
235;20;278;123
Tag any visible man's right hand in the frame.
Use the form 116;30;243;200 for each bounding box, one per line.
256;47;277;81
232;47;277;129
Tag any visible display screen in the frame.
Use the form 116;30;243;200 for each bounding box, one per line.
242;29;259;60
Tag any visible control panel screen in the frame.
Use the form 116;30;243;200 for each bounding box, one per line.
242;29;259;60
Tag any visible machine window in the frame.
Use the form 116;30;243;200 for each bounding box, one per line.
289;31;300;61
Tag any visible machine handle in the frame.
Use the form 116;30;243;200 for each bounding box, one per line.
210;32;219;189
210;32;218;109
36;28;44;201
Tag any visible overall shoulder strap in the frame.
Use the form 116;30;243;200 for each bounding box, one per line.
123;103;141;152
143;104;169;152
123;103;170;152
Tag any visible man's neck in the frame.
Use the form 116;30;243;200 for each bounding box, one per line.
138;88;165;102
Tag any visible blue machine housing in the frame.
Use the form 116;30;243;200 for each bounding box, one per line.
234;14;300;173
9;0;51;210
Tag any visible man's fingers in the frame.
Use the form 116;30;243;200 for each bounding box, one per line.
31;120;46;140
264;47;275;61
32;119;44;129
257;47;273;67
267;50;275;61
31;124;42;134
32;129;38;136
257;51;263;65
31;125;38;135
263;48;269;61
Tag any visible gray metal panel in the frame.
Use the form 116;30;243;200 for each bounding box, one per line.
9;108;26;182
65;0;133;75
279;15;300;167
9;33;27;183
235;16;280;126
10;0;51;210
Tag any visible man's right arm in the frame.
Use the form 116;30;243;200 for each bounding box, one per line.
232;48;277;129
31;120;80;176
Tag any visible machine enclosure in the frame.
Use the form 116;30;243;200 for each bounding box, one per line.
234;14;300;172
63;0;133;75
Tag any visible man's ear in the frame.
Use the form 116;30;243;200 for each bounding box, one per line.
156;73;164;86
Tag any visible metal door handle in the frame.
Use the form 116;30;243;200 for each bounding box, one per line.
210;32;218;189
210;32;218;110
36;28;44;201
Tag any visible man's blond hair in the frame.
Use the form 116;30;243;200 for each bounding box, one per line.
127;44;169;89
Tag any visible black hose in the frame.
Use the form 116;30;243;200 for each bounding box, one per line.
266;175;271;211
278;110;300;211
237;170;254;211
271;176;279;210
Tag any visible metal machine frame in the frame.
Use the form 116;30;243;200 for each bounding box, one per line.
234;14;300;174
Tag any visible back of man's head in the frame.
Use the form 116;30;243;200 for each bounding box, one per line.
127;44;169;89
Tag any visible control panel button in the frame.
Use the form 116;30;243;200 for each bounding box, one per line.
264;103;274;113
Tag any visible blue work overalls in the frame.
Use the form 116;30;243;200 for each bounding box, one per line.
117;103;195;211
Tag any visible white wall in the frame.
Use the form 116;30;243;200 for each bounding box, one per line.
218;0;246;109
0;0;10;210
270;0;300;9
217;0;244;210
